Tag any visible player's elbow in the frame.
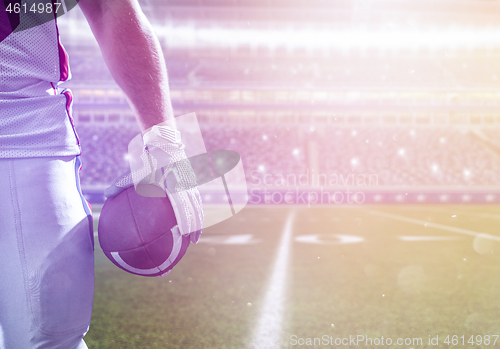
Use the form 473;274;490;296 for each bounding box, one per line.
78;0;106;28
79;0;144;38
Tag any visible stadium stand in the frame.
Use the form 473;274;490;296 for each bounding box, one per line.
77;122;500;189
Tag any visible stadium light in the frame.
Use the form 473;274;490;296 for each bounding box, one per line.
159;25;500;50
58;16;500;50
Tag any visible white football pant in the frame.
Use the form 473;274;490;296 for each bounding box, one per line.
0;156;94;349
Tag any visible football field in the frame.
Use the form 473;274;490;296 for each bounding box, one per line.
85;204;500;349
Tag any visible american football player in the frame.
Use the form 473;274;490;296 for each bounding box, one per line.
0;0;187;347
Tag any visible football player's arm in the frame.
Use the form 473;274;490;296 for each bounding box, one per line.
78;0;174;132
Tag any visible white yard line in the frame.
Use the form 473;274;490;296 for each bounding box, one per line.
394;206;500;220
250;210;296;349
398;236;462;241
370;210;500;242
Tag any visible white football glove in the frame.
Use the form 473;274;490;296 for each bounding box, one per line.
104;124;204;244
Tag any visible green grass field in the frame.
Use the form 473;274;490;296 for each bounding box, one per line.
84;205;500;349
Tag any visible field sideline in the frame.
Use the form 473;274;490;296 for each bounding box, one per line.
85;205;500;349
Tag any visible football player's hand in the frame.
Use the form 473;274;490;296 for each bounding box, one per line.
104;124;204;244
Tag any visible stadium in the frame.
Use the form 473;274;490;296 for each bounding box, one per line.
58;0;500;347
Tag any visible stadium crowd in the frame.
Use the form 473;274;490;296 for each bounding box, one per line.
77;123;500;188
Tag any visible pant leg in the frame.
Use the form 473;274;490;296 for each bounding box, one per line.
0;156;94;349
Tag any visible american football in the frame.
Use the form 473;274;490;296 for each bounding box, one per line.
98;186;192;277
